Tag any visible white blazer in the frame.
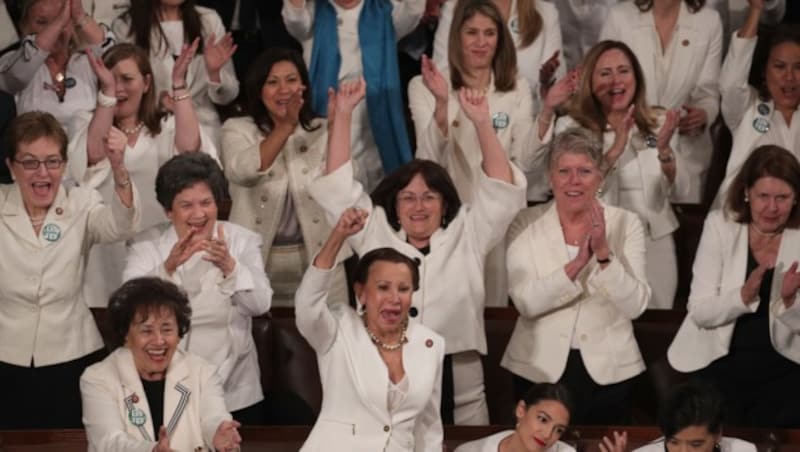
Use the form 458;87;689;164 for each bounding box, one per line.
634;436;756;452
668;211;800;372
408;73;539;201
542;0;617;69
600;2;722;204
81;0;129;27
309;160;526;355
80;347;232;452
123;221;272;411
454;430;575;452
502;202;650;385
0;184;140;367
295;265;444;452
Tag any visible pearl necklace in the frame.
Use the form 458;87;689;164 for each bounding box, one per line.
750;223;782;239
120;122;145;135
365;324;408;351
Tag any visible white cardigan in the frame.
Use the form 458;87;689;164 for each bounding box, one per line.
295;265;444;452
455;430;575;452
668;210;800;372
309;160;526;354
502;202;650;385
80;347;232;452
600;1;722;204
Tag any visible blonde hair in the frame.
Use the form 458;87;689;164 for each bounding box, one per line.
516;0;543;49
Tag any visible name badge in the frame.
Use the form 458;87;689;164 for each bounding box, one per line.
492;112;509;130
644;135;658;148
757;102;770;116
41;224;61;242
128;407;147;427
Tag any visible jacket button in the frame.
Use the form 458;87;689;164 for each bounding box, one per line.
261;194;268;202
409;307;418;317
580;334;588;341
267;171;273;178
312;217;320;224
452;120;459;128
302;168;309;175
255;217;262;225
299;145;308;153
383;425;390;432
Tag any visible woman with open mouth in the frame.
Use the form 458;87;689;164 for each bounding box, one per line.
0;111;138;429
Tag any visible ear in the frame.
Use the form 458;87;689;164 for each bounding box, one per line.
354;282;364;300
143;73;152;93
514;400;527;423
164;208;173;221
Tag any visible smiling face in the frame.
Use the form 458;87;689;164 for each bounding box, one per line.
514;399;570;452
765;41;800;115
167;182;218;242
110;57;151;123
8;137;65;213
549;151;603;215
261;60;304;121
355;261;414;336
665;425;721;452
126;306;180;381
747;176;796;234
591;48;637;115
395;173;444;248
459;12;498;73
23;0;72;54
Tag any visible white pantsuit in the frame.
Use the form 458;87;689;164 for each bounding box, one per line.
295;265;444;452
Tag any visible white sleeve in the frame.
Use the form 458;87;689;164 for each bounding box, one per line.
431;0;454;72
390;0;425;39
282;0;315;41
294;265;340;353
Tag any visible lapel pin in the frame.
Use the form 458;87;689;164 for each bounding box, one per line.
425;339;433;348
41;223;61;242
128;406;147;427
753;117;770;134
131;393;139;403
681;39;689;47
55;207;63;215
510;18;519;34
644;135;658;148
492;112;509;130
757;102;771;116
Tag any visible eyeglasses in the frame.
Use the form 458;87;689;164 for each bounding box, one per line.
397;192;442;206
13;157;65;170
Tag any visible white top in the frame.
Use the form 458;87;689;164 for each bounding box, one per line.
0;1;18;50
634;436;756;452
455;430;576;452
387;375;409;413
542;0;617;69
81;0;130;27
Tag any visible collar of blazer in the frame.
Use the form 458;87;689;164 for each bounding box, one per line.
113;347;193;441
1;183;77;247
445;70;504;126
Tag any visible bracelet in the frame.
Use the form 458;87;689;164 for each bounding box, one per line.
657;152;675;163
75;13;90;29
97;90;117;108
172;92;191;102
172;82;187;91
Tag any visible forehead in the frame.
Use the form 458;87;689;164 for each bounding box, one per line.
267;60;300;78
400;173;433;192
552;150;598;168
28;0;61;18
16;136;62;158
174;181;214;201
111;57;143;75
132;305;178;326
768;41;800;61
750;175;795;194
526;400;570;425
463;12;496;29
672;424;713;440
367;261;413;283
595;48;632;69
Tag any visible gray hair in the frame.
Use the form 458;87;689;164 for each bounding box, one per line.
544;127;605;172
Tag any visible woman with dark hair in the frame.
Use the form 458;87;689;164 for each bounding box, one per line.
295;209;444;451
112;0;237;147
80;277;242;451
669;145;800;427
311;78;526;424
123;152;272;424
0;111;138;429
600;0;723;204
541;39;683;309
633;380;756;452
221;47;350;307
455;383;575;452
713;1;800;204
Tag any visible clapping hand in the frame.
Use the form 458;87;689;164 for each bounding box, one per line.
204;32;237;81
105;126;127;168
86;50;115;96
587;200;610;260
164;228;205;276
274;86;305;129
678;105;707;136
543;66;580;112
153;426;172;452
599;431;628;452
203;223;236;277
172;37;199;89
457;87;490;126
212;420;242;452
741;261;773;305
781;261;800;308
656;109;680;152
421;54;448;104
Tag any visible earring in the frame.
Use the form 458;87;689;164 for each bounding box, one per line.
356;303;365;316
744;194;749;203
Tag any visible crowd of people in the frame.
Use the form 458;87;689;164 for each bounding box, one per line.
0;0;798;450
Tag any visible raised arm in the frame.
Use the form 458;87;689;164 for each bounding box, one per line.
325;77;366;174
390;0;426;39
172;39;202;152
457;87;512;183
408;56;449;163
719;0;761;130
85;50;116;166
202;11;239;105
282;0;315;41
71;0;105;46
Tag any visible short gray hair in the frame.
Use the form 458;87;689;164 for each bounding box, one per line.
544;127;604;172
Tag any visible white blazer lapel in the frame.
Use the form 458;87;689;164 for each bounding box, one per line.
164;351;192;436
114;348;156;442
660;3;697;106
0;185;41;247
340;316;391;425
628;12;658;105
534;204;571;271
725;222;750;291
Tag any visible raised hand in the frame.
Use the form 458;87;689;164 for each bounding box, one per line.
153;426;172;452
274;86;305;128
212;420;242;452
86;50;115;94
457;87;490;125
543;66;580;112
678;104;708;136
333;207;369;239
105;126;127;168
606;104;635;166
164;228;205;275
781;261;800;308
421;54;448;103
538;50;560;98
70;0;86;21
599;431;628;452
334;77;366;115
203;32;237;80
172;37;200;90
741;262;772;305
203;223;236;277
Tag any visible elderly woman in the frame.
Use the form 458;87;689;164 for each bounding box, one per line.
296;213;444;451
541;40;683;309
221;47;350;307
69;42;217;307
503;128;650;425
312;78;525;424
600;0;723;204
713;1;800;203
0;111;138;428
123;152;271;424
80;277;242;451
668;145;800;427
455;383;575;452
0;0;114;130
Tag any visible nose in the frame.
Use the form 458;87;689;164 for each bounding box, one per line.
567;170;579;184
35;162;49;176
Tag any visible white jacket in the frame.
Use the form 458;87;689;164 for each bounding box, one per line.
81;347;232;452
502;202;650;385
634;436;756;452
668;210;800;372
455;430;575;452
123;221;272;411
296;265;444;452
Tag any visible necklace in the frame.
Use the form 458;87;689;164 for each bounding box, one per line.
365;323;408;351
30;215;45;227
120;122;145;135
750;222;782;239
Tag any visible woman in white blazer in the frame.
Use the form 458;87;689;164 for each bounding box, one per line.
221;47;350;307
296;211;444;452
312;79;526;424
600;0;723;204
80;277;241;452
123;153;272;423
633;380;756;452
668;145;800;427
455;383;575;452
0;111;139;429
503;128;651;425
542;40;685;309
112;0;238;148
713;2;800;206
69;43;218;308
544;0;617;70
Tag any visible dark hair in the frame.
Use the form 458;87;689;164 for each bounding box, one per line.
520;383;574;421
6;111;68;160
108;277;192;348
448;0;517;92
370;159;462;231
353;247;420;291
749;24;800;100
659;380;723;439
155;152;229;211
634;0;705;13
725;145;800;227
121;0;205;56
243;47;318;134
103;43;165;134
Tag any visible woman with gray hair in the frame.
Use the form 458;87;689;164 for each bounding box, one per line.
502;127;651;425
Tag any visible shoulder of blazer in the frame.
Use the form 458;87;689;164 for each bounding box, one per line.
196;5;225;31
535;0;558;21
507;202;552;244
609;1;646;27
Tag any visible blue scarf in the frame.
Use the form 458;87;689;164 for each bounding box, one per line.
309;0;412;173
